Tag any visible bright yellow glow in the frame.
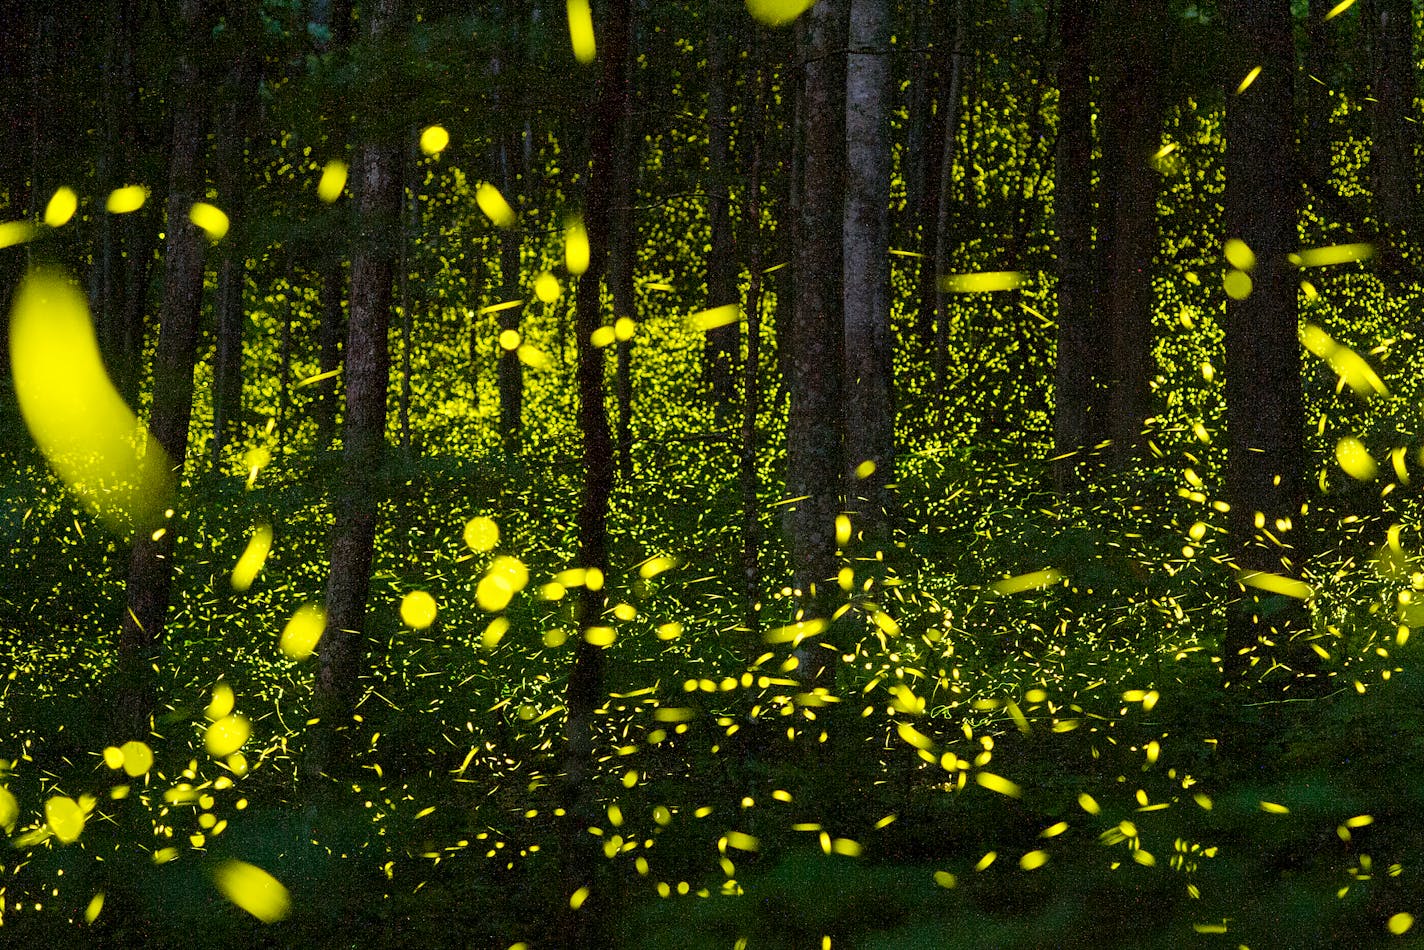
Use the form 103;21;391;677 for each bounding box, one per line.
1223;238;1255;271
9;268;173;535
1337;436;1378;481
44;187;77;227
463;516;499;552
420;125;450;155
1296;243;1372;267
106;185;147;213
614;316;636;341
567;0;596;63
317;161;348;203
45;795;87;843
1238;570;1314;600
206;681;235;720
205;715;251;758
1300;324;1386;396
746;0;817;26
1236;66;1262;94
499;328;521;351
1325;0;1357;20
189;202;230;240
0;785;17;833
400;590;438;629
231;522;273;591
0;221;36;248
119;740;153;777
1388;913;1414;935
534;271;561;303
1223;269;1252;299
214;860;291;923
565;216;589;274
991;568;1063;595
280;604;325;660
940;271;1023;293
84;892;104;924
690;304;739;331
476;183;517;228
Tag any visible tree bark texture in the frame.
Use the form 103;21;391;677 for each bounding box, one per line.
116;0;212;735
704;0;740;418
310;0;403;784
1367;0;1418;245
842;0;894;544
1052;0;1104;483
1098;0;1164;464
559;0;631;941
1222;0;1306;682
786;0;849;684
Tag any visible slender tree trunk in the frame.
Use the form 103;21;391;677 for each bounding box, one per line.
277;264;294;444
398;131;417;452
115;0;212;735
559;1;631;943
741;48;771;637
308;0;403;788
496;128;525;452
312;0;351;450
931;0;968;384
609;29;640;481
704;0;739;419
843;0;894;546
1222;0;1307;684
1053;0;1103;485
211;23;260;466
1367;0;1418;247
786;0;849;686
1098;0;1164;463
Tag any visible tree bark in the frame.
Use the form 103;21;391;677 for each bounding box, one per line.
115;0;212;735
609;28;640;482
1098;0;1164;464
1367;0;1418;246
704;0;740;419
1052;0;1103;485
741;47;771;637
496;127;525;452
308;0;403;787
785;0;849;685
1302;0;1338;191
931;0;969;384
1222;0;1307;684
559;0;631;942
311;0;351;450
842;0;894;545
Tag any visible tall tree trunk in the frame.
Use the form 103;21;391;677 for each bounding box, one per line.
704;0;739;420
609;29;640;482
741;46;771;637
211;19;260;466
115;0;212;735
1367;0;1418;248
1222;0;1306;684
786;0;849;686
1053;0;1103;485
398;131;417;453
843;0;894;546
559;0;631;942
1099;0;1164;463
312;0;352;450
496;128;525;453
931;0;969;384
308;0;403;788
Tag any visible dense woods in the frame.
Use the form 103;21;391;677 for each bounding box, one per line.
3;0;1424;946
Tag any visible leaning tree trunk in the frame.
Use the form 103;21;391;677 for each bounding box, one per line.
308;0;404;789
558;0;632;943
1222;0;1307;685
1052;0;1103;486
785;0;849;687
842;0;894;547
115;0;211;736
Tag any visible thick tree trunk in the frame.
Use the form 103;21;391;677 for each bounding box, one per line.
704;0;739;419
842;0;894;545
1367;0;1418;246
785;0;849;685
309;0;403;787
115;0;212;735
1098;0;1164;463
1222;0;1307;684
1052;0;1103;484
559;0;631;942
1302;0;1338;191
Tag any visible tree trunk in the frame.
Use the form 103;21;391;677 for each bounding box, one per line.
785;0;849;685
843;0;894;546
559;0;631;942
609;29;640;482
1302;0;1338;191
308;0;403;788
312;0;351;450
1052;0;1103;485
704;0;739;420
741;47;771;637
1222;0;1307;684
496;128;525;453
1098;0;1164;464
931;0;969;384
1367;0;1418;247
211;19;260;466
115;0;212;735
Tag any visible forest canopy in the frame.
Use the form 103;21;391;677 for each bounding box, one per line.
1;0;1424;946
